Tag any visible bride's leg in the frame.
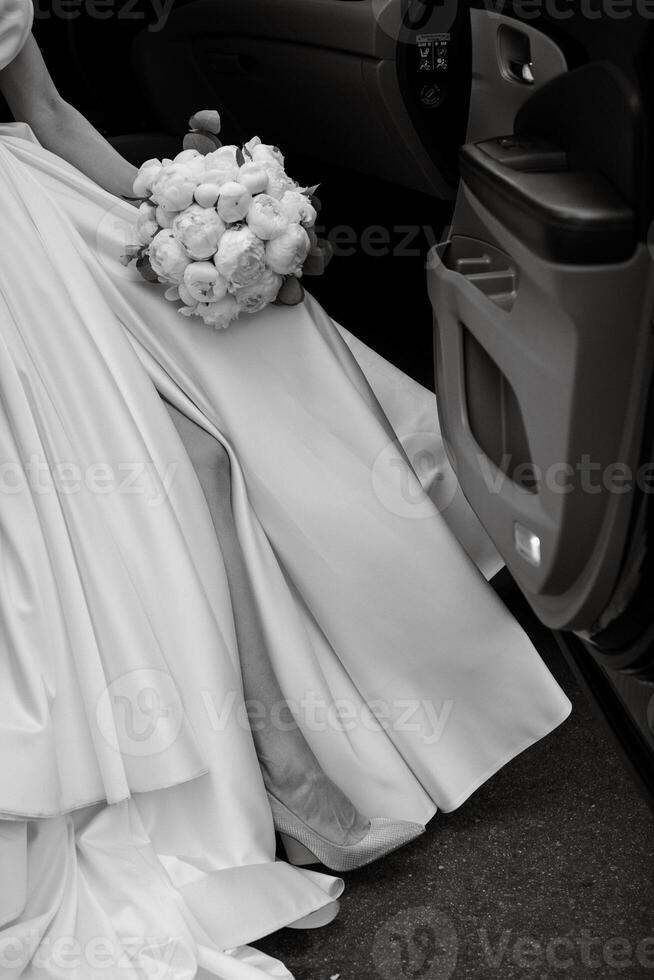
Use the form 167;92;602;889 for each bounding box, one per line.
164;401;370;845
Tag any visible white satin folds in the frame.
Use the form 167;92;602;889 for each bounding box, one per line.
0;5;571;974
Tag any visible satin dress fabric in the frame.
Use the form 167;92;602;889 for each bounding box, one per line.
0;2;571;976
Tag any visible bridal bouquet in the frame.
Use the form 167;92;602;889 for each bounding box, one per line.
124;110;331;330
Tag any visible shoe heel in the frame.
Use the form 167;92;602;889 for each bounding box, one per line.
280;833;320;866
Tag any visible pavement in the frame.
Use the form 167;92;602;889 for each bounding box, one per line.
257;592;654;980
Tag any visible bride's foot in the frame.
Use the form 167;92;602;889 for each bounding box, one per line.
260;752;371;847
260;739;424;872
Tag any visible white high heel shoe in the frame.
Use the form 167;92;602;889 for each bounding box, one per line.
269;793;424;872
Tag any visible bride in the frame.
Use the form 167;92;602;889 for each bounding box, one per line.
0;3;570;978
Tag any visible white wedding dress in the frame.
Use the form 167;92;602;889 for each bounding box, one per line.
0;2;571;977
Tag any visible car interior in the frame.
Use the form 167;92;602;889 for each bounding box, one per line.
19;0;654;809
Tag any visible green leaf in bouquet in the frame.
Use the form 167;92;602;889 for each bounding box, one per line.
235;147;246;168
122;194;151;206
136;252;160;283
301;251;325;277
274;276;305;306
188;109;222;135
183;131;222;155
120;244;143;267
302;238;333;277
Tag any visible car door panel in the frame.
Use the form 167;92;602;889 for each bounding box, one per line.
429;20;654;636
467;10;568;143
427;5;654;801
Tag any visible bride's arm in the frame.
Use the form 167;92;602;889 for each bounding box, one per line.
0;35;138;198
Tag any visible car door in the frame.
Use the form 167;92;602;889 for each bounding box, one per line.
428;4;654;800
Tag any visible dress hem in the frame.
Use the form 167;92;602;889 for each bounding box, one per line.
436;700;573;814
0;766;211;820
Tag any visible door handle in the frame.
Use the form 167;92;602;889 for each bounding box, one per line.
509;60;535;84
498;25;535;85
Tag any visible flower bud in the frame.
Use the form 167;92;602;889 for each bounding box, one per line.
217;182;252;224
238;162;269;195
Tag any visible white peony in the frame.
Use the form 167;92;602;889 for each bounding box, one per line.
238;162;269;195
202;162;240;188
182;155;210;182
174;148;203;165
217;182;252;224
197;294;240;330
133;158;163;198
281;190;317;227
262;164;297;201
233;269;282;313
250;143;285;167
149;229;191;283
135;131;319;328
183;262;229;303
246;194;289;240
214;227;266;289
265;224;311;276
172;205;226;260
206;145;239;165
203;146;240;185
194;182;222;208
136;201;159;245
151;164;198;212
